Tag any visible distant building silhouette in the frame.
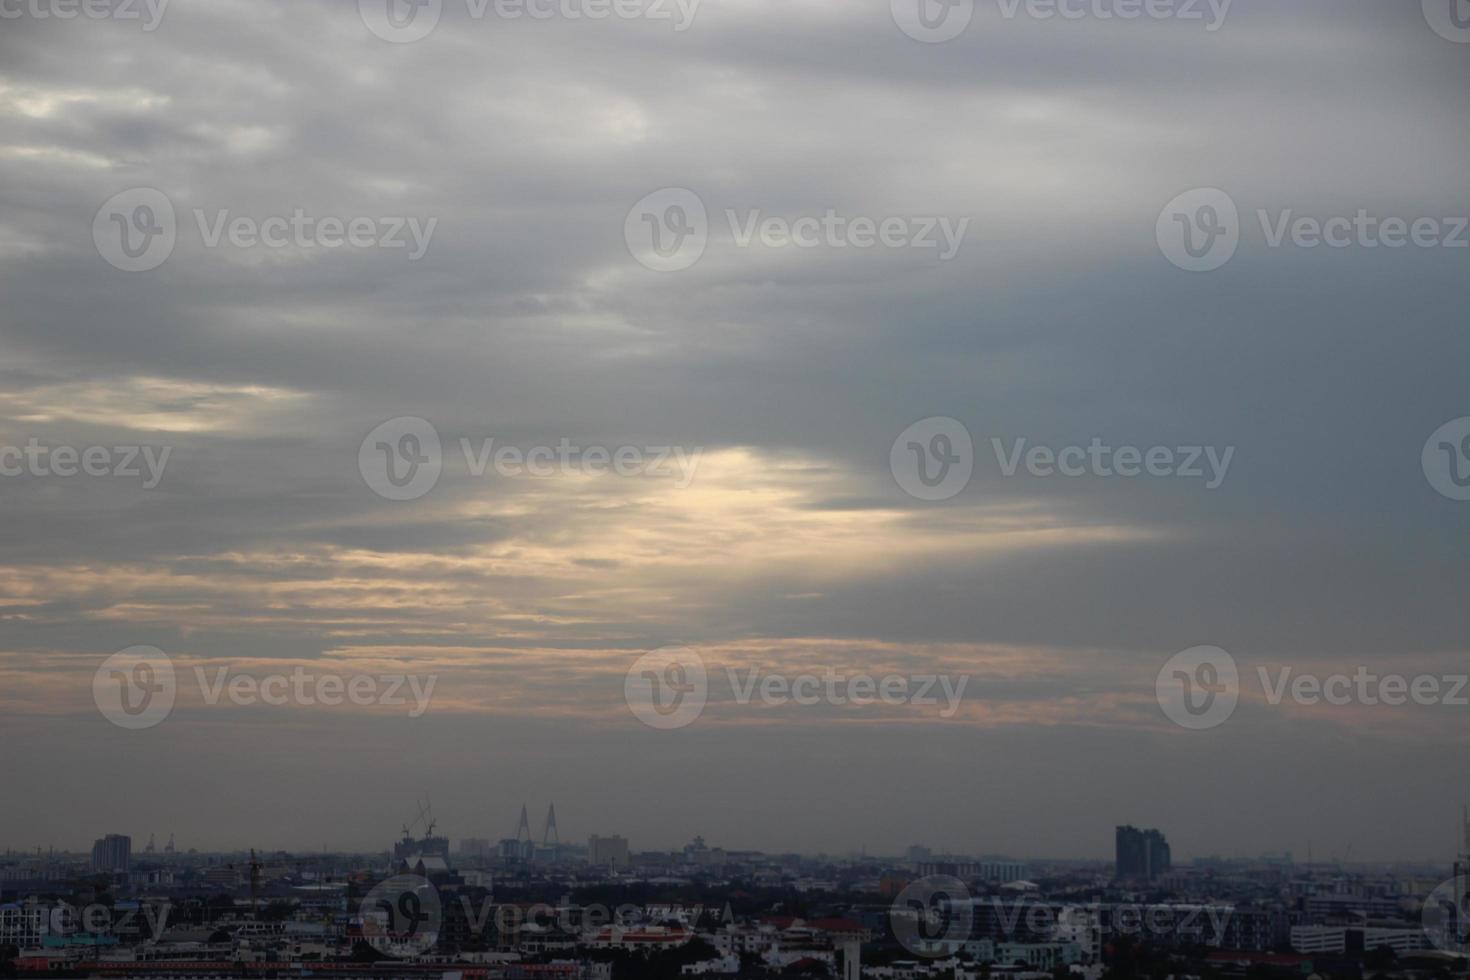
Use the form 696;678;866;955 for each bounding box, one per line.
459;838;491;859
588;834;630;869
91;834;131;873
1115;825;1170;881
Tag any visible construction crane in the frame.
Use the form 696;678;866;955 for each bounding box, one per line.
398;794;440;852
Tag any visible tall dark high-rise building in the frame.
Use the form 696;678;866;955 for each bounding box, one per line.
91;834;131;873
1115;825;1171;881
1147;828;1172;877
1116;826;1145;879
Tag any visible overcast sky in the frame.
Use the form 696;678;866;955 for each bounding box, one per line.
0;0;1467;863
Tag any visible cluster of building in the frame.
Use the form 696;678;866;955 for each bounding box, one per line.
0;814;1466;980
1113;826;1171;883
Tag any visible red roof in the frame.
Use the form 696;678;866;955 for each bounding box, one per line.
809;918;865;933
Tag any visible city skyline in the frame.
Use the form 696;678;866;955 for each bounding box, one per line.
5;804;1468;868
5;815;1467;976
